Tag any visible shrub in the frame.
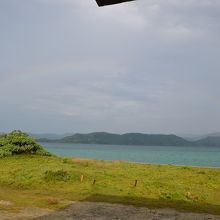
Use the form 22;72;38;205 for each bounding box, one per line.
44;170;70;182
0;147;12;157
160;192;182;200
0;130;51;157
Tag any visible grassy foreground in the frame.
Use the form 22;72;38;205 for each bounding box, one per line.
0;155;220;215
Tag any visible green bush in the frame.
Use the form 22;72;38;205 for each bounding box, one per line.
44;170;70;182
0;130;51;158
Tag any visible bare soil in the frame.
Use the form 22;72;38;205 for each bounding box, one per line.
0;206;52;220
34;202;220;220
1;202;219;220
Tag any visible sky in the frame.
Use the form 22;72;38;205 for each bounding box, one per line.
0;0;220;135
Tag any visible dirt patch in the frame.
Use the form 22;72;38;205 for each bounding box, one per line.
1;202;220;220
0;207;52;220
33;202;220;220
0;200;13;206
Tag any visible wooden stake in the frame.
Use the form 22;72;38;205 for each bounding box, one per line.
80;175;84;182
93;179;96;185
134;179;138;187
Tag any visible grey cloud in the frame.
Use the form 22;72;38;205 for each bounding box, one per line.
0;0;220;134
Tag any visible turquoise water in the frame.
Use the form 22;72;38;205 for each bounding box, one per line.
40;142;220;167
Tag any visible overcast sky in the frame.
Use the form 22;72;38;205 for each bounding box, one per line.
0;0;220;134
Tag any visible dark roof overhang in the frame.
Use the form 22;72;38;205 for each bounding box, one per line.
96;0;135;7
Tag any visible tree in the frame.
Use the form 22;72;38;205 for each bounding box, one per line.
0;130;51;157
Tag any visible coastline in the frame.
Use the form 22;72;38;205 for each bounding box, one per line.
68;156;220;169
65;155;220;169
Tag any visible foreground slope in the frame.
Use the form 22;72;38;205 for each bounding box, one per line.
0;155;219;215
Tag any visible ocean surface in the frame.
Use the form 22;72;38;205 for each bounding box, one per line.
40;142;220;167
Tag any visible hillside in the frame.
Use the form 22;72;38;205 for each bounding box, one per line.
0;156;220;215
30;133;71;140
195;136;220;147
41;132;191;146
181;132;220;141
38;132;220;147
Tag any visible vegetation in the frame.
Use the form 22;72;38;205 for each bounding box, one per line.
0;130;51;157
0;155;219;214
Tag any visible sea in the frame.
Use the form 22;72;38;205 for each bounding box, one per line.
40;142;220;168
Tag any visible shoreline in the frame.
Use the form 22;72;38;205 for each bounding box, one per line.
69;156;220;169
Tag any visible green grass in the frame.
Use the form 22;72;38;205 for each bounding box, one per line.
0;155;219;214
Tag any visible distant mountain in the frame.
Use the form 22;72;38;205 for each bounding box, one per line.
207;132;220;137
180;132;220;141
40;132;192;146
194;136;220;147
30;133;71;140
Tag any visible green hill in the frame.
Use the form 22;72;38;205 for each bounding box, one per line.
38;132;220;147
195;136;220;147
57;132;191;146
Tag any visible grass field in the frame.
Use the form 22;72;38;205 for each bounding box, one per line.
0;155;219;214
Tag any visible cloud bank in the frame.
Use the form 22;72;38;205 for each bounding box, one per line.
0;0;220;134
